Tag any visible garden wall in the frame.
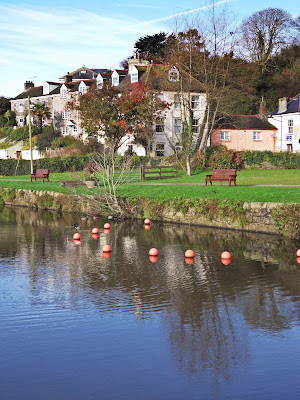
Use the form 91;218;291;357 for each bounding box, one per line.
0;188;299;239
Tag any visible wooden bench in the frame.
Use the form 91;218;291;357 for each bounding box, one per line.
31;169;50;183
205;168;237;186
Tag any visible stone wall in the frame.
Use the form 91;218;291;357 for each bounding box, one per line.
0;188;299;239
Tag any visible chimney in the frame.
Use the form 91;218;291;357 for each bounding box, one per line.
128;52;149;74
24;81;34;91
259;97;266;119
278;97;287;114
65;73;72;83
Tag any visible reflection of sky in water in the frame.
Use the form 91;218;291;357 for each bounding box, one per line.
0;207;300;399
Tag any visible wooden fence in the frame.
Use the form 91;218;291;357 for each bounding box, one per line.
140;165;177;181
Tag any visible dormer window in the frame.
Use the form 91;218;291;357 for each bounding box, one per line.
168;66;179;82
61;88;67;98
131;72;138;83
79;85;87;95
112;76;119;86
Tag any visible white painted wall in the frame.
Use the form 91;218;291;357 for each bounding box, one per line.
268;113;300;152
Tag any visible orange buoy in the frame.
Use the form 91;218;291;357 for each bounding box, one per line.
104;223;111;229
185;257;194;265
102;244;111;253
221;258;231;265
221;251;231;259
149;255;158;263
296;249;300;257
102;252;111;259
92;233;99;240
296;257;300;264
104;228;110;234
73;232;81;240
144;218;151;225
92;227;99;234
185;250;195;258
149;248;158;256
73;239;81;245
144;225;151;230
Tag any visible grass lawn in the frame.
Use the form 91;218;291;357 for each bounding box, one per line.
117;184;300;203
0;169;299;203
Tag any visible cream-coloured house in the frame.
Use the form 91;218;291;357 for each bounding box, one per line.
10;62;207;157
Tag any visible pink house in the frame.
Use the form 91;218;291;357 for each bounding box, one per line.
211;115;278;151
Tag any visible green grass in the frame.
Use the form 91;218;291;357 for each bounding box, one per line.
117;184;300;203
0;169;299;203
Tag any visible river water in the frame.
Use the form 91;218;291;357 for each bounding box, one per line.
0;206;299;400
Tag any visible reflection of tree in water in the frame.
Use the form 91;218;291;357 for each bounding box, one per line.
1;207;300;380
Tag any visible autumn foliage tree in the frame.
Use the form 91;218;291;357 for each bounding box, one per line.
71;81;167;153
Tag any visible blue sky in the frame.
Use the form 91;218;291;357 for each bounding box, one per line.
0;0;298;98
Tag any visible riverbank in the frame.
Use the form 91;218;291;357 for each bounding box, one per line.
1;188;299;239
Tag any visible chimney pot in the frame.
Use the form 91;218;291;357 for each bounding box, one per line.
278;97;287;114
24;81;34;91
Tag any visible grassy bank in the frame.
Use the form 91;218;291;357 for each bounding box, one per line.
0;169;299;204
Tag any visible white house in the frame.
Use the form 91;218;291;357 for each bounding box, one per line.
268;94;300;152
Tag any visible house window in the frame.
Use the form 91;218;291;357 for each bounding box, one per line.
42;100;46;105
127;144;133;155
288;119;293;134
221;131;230;141
191;95;200;110
174;94;181;109
156;143;165;156
155;118;164;132
175;143;182;152
192;119;199;134
79;86;87;95
286;135;293;142
61;89;67;98
73;125;78;133
62;110;67;120
253;131;261;140
62;126;67;135
112;76;119;86
131;72;138;83
168;68;179;82
19;103;24;112
174;118;181;134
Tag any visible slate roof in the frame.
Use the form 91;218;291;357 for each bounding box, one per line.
90;68;112;74
215;115;277;130
14;86;43;99
269;93;300;115
118;64;204;93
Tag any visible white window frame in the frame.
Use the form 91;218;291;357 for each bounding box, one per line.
79;85;87;95
112;76;119;86
191;95;200;110
168;66;179;82
192;119;199;134
62;110;67;120
174;118;181;134
62;126;67;136
253;131;261;140
19;103;24;112
220;131;230;141
288;119;293;134
286;135;293;142
73;125;78;133
156;143;165;156
61;88;67;98
131;72;138;83
155;117;164;133
174;94;181;109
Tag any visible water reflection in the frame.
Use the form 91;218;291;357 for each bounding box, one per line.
0;206;300;397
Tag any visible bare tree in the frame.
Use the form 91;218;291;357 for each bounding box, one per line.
240;8;292;71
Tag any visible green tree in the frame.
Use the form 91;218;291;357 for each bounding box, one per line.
31;102;51;133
